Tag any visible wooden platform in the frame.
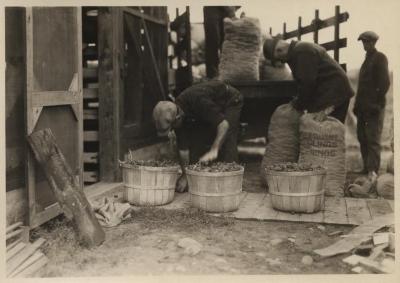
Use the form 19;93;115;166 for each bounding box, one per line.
162;192;394;226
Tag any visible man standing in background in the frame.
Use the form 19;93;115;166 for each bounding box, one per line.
203;6;240;79
353;31;390;182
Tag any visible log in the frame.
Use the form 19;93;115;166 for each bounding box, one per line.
27;129;105;247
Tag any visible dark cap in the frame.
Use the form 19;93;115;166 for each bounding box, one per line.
358;31;379;42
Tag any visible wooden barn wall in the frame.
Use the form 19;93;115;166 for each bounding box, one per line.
6;7;26;192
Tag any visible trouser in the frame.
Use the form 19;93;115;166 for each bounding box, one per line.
356;109;385;173
330;98;350;124
188;92;243;163
203;7;225;79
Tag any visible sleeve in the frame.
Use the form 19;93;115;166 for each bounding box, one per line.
293;51;319;111
374;54;391;107
196;97;225;128
175;128;189;151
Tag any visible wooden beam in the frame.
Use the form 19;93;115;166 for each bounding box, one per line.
29;203;62;229
313;10;319;43
27;129;105;247
7;238;45;276
297;17;302;40
122;7;168;26
320;38;347;51
98;7;120;182
31;91;79;107
334;5;340;62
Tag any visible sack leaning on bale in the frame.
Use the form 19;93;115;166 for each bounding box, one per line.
218;17;261;82
261;103;301;186
299;114;346;197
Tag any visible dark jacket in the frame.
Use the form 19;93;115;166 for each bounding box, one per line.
287;41;354;112
354;48;390;114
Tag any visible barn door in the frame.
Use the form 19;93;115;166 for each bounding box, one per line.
25;7;83;228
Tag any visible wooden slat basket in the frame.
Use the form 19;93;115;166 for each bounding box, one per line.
265;168;326;213
121;163;180;206
186;167;244;213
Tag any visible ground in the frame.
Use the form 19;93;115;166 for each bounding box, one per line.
31;157;363;277
33;208;354;276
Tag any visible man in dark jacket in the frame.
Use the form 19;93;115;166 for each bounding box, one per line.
203;6;241;79
263;37;354;123
153;80;243;192
353;31;390;180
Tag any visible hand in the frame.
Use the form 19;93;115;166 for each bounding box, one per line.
199;148;218;163
175;175;188;193
324;106;335;115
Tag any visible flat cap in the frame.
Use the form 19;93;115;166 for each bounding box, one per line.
358;31;379;41
263;36;281;65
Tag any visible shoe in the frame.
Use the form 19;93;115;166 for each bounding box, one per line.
368;171;378;184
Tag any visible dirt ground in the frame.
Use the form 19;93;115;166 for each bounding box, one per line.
30;157;362;277
32;208;355;277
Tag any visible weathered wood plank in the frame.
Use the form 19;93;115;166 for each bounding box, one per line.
84;131;99;142
253;194;278;220
31;91;79;107
366;199;393;220
232;192;265;219
83;109;98;120
297;210;323;223
83;88;98;99
6;242;26;262
14;255;49;278
387;200;394;212
323;197;349;225
6;222;23;234
345;198;372;225
314;213;394;257
84;152;98;164
9;251;44;278
84;171;99;183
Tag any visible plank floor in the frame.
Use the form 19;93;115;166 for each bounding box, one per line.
160;192;394;225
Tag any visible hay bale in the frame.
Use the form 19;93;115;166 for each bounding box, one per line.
218;17;261;82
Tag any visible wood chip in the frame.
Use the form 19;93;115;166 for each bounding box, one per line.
342;254;364;266
314;213;394;257
373;233;389;245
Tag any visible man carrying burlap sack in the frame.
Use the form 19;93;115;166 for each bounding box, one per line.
263;37;354;122
153;80;243;193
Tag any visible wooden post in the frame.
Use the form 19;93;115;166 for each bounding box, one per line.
334;5;340;62
185;6;193;85
313;10;319;43
297;17;302;40
27;129;105;247
98;7;120;182
269;27;272;35
283;22;287;39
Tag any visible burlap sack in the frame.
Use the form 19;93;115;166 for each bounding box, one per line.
218;17;261;82
376;173;394;200
259;57;293;81
299;114;346;197
387;153;394;174
260;103;301;184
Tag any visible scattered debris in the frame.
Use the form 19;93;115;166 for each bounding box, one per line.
265;258;281;266
373;233;389;246
177;238;202;256
270;238;283;246
351;266;364;274
328;231;343;237
317;225;326;231
6;222;48;278
354;244;373;256
342;255;364;266
301;255;314;265
314;213;394;257
92;197;132;228
256;252;267;257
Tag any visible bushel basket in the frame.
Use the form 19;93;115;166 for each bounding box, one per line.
186;168;244;213
265;168;326;213
121;163;180;206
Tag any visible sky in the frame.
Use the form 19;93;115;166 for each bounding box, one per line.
168;0;400;71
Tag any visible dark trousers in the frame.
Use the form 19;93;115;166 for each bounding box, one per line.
330;98;350;123
356;110;385;172
188;94;243;163
203;7;225;79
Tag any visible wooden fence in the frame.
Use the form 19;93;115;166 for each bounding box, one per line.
270;5;349;70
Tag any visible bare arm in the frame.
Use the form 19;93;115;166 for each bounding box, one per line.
176;149;189;193
199;120;229;163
